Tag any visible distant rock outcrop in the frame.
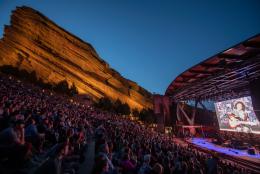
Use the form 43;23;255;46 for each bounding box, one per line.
0;6;152;110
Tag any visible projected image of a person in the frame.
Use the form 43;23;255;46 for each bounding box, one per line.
231;101;250;133
215;96;260;133
234;102;249;121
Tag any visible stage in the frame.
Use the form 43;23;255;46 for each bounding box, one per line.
187;138;260;172
190;138;260;160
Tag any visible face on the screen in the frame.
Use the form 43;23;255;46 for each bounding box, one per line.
236;103;243;111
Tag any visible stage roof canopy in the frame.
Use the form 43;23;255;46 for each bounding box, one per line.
165;34;260;102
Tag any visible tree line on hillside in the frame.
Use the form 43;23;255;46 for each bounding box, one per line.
95;97;156;124
0;65;78;96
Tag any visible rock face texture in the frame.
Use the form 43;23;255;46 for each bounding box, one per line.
0;6;152;110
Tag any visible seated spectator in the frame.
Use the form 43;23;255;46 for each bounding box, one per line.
0;119;25;146
34;143;66;174
0;120;31;167
92;156;109;174
138;154;152;174
151;163;163;174
25;118;44;151
120;153;136;173
97;143;115;172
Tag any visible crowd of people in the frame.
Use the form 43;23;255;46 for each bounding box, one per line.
93;115;256;174
0;74;93;174
0;73;257;174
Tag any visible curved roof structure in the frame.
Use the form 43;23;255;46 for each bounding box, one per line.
165;34;260;102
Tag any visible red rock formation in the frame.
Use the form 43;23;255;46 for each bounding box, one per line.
0;6;152;110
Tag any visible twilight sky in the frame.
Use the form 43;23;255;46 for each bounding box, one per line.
0;0;260;94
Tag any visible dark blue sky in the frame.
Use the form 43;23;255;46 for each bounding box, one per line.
0;0;260;94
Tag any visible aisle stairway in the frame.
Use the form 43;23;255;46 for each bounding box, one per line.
78;142;95;174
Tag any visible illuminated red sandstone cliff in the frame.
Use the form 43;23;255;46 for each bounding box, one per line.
0;6;152;110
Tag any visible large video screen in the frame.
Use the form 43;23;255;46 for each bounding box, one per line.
214;96;260;134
